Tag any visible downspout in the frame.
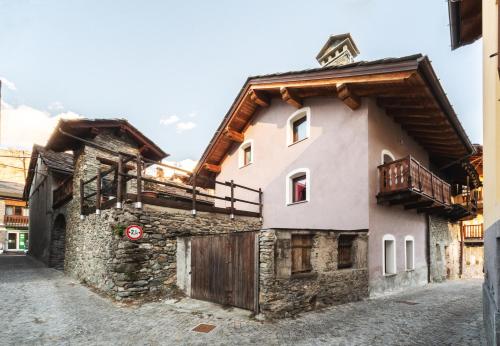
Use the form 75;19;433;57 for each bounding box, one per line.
426;215;431;283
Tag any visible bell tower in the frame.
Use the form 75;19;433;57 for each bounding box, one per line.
316;33;360;67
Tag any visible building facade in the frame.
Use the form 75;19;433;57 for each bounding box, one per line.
196;36;477;297
0;182;29;253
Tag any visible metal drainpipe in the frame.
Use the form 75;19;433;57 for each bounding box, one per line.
426;215;431;283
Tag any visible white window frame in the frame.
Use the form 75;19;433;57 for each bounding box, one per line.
238;139;254;168
286;107;311;146
382;234;396;276
381;149;395;165
404;235;415;271
285;168;310;205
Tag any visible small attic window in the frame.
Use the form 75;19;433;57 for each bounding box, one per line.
287;108;310;146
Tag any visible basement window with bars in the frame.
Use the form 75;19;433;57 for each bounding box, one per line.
337;235;355;269
291;234;313;274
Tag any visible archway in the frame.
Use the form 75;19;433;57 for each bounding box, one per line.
49;214;66;270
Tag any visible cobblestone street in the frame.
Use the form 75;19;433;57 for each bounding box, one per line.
0;255;485;345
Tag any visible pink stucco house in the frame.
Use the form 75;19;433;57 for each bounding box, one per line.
195;34;477;297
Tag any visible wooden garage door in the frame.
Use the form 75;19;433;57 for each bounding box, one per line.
191;232;256;311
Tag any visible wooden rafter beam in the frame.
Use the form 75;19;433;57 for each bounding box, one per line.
248;89;270;107
353;85;427;97
336;83;361;110
386;108;442;116
203;163;221;173
401;123;455;134
280;87;302;108
223;127;244;143
378;97;435;109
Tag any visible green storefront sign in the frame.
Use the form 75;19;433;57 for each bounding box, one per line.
19;233;26;250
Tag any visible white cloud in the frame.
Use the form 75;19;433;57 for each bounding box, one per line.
0;77;17;91
48;101;64;111
187;111;197;118
0;101;82;149
160;115;180;126
176;121;196;133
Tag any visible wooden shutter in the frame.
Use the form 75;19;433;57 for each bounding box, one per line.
291;235;313;273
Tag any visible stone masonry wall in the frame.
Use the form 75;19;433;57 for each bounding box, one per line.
429;216;461;282
65;202;262;300
259;230;369;318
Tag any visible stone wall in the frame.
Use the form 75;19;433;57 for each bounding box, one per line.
259;229;369;318
429;216;461;282
463;244;484;278
64;202;261;300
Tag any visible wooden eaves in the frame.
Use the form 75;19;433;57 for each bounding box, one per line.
194;54;475;187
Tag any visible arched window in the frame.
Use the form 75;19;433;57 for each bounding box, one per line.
286;168;310;205
286;107;310;146
381;149;395;165
238;139;254;168
382;234;396;275
405;235;415;271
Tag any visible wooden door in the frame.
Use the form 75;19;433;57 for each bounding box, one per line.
191;232;256;311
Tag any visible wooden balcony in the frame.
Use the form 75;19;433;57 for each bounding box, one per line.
377;156;453;216
4;215;29;228
53;176;73;208
463;224;483;243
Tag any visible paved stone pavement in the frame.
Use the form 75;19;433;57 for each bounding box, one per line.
0;255;485;345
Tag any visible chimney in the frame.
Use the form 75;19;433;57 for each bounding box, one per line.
316;33;360;67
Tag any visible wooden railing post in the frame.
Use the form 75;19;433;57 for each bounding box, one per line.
116;154;123;209
230;180;235;219
191;174;197;216
80;178;85;219
259;188;263;221
96;169;101;215
136;153;142;209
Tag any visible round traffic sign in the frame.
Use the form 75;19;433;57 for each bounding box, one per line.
125;225;143;241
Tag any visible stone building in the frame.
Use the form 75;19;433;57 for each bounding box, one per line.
24;145;73;268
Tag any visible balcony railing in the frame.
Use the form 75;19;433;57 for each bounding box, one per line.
53;176;73;208
463;224;484;240
378;156;451;206
4;215;29;228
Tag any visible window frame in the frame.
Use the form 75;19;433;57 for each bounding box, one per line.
382;234;397;276
238;139;254;168
404;235;415;271
381;149;395;165
285;168;310;205
286;107;311;146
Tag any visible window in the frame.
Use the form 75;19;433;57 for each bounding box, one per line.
238;139;253;168
338;235;355;269
291;234;313;274
286;168;310;204
8;233;17;250
292;175;307;203
383;234;396;275
286;107;310;146
292;116;307;143
405;236;415;271
243;145;252;166
381;150;395;164
6;205;23;216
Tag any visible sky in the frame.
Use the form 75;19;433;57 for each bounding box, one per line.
0;0;482;161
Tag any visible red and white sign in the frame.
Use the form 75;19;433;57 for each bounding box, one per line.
125;225;143;241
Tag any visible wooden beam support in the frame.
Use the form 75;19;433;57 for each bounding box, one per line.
203;163;222;173
280;87;302;108
336;83;361;110
386;108;442;117
223;127;244;143
248;89;270;107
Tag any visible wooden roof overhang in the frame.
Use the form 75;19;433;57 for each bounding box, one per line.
195;55;475;187
46;119;168;162
448;0;482;50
